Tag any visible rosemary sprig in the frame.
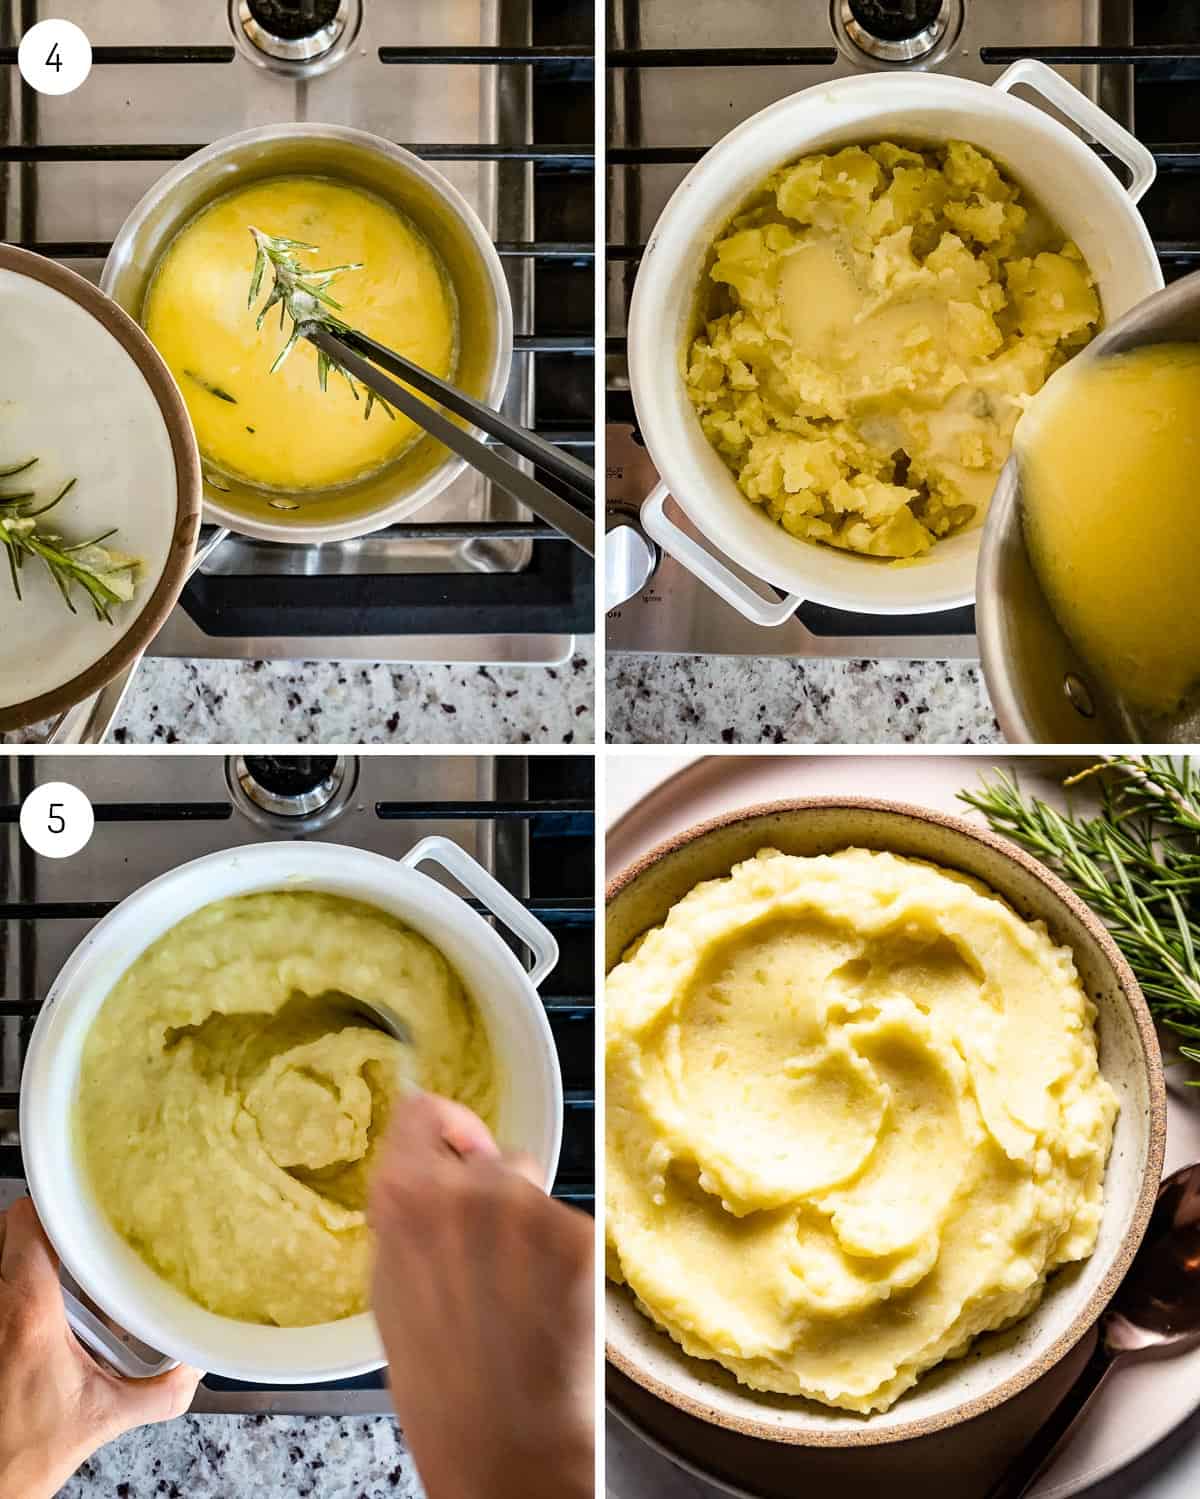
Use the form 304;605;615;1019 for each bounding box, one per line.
246;227;394;423
0;459;140;623
960;757;1200;1075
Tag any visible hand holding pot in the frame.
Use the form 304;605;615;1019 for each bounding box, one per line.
0;1197;200;1499
370;1094;594;1499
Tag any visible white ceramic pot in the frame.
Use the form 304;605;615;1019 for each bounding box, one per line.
20;836;563;1385
628;59;1163;621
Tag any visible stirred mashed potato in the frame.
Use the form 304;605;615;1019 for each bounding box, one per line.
684;141;1100;558
606;848;1117;1414
78;891;495;1327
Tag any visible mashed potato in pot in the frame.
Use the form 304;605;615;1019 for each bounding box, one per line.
606;848;1117;1414
77;891;495;1327
684;141;1100;559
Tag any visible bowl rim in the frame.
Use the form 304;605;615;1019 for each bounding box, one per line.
604;794;1168;1447
99;120;516;545
0;244;202;732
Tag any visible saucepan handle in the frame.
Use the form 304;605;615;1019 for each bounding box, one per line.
63;1287;179;1380
991;58;1156;203
639;480;804;627
401;836;559;989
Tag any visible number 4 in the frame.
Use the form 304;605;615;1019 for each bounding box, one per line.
46;41;62;71
48;803;65;834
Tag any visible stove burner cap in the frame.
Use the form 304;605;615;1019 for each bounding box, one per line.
833;0;960;66
228;754;359;830
229;0;361;77
247;0;341;40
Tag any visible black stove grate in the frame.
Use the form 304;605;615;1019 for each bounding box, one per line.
0;8;595;642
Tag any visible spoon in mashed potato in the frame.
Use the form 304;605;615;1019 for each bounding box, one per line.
325;988;413;1048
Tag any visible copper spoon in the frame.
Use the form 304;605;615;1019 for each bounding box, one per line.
987;1160;1200;1499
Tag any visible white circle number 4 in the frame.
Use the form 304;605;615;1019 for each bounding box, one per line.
20;782;95;859
17;19;92;97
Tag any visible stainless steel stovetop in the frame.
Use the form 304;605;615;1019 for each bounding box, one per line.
0;752;596;1415
605;0;1156;661
1;0;594;669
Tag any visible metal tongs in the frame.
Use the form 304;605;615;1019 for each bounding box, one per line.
300;323;595;556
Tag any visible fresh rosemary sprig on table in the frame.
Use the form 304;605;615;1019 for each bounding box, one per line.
961;757;1200;1074
0;457;139;623
246;227;394;423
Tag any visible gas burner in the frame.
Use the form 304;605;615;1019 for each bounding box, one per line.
227;754;359;831
832;0;962;67
228;0;362;78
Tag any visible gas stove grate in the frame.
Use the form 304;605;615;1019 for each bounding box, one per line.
1;7;595;652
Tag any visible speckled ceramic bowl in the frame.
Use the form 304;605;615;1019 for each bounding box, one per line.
605;797;1166;1448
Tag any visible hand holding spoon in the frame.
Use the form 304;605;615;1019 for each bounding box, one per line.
987;1161;1200;1499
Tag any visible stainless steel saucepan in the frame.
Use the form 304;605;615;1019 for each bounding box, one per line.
101;122;514;547
977;269;1200;744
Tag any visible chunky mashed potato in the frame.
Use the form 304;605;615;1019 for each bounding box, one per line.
684;141;1100;558
78;891;495;1327
606;848;1117;1413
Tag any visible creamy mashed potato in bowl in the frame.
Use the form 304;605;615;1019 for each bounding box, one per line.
605;799;1165;1445
627;62;1161;617
20;840;562;1384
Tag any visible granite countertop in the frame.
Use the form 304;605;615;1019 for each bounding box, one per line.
605;655;1000;744
105;644;594;746
60;1415;423;1499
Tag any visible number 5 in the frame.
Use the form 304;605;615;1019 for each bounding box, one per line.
48;803;65;834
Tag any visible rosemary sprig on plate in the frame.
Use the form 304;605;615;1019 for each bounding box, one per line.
246;227;394;423
0;459;140;623
961;757;1200;1074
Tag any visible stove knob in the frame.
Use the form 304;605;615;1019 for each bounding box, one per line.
242;755;338;799
244;0;342;40
605;523;657;612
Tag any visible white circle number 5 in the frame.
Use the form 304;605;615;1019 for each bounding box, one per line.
20;782;95;859
18;19;92;97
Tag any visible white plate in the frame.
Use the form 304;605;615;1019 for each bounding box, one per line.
605;751;1200;1499
0;267;177;710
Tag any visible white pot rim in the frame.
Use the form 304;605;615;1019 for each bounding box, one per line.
20;840;563;1384
629;66;1162;617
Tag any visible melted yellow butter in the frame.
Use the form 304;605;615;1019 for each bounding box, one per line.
1017;343;1200;719
144;176;457;492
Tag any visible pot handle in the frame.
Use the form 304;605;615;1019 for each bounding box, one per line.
640;480;804;627
63;1287;180;1380
991;58;1156;203
400;836;559;988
